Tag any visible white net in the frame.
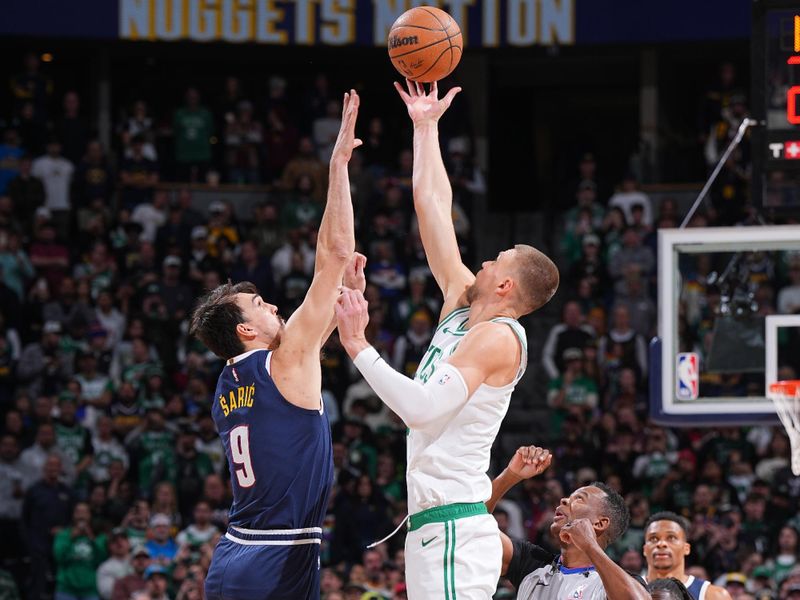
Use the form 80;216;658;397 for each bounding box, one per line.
769;381;800;476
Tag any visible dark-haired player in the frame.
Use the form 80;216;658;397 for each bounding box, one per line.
643;512;731;600
485;446;649;599
190;90;363;600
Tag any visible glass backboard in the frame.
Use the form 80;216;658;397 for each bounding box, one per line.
651;225;800;425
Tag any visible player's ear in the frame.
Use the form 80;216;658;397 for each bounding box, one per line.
594;515;610;537
497;277;514;296
684;542;691;557
236;323;255;339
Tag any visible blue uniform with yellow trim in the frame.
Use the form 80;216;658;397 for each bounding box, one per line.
204;348;333;600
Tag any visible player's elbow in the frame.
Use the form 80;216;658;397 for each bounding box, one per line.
319;238;354;263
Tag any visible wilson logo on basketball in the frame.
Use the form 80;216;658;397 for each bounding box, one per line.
389;35;419;49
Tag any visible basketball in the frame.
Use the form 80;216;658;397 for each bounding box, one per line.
387;6;463;83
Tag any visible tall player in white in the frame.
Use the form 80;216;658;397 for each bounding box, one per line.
335;80;559;599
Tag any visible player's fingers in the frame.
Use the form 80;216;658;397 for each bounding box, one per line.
405;78;416;97
350;89;359;111
393;81;412;104
431;80;439;98
442;87;461;107
415;80;424;97
353;138;363;149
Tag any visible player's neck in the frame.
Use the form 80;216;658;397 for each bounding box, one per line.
560;545;593;569
465;301;516;328
648;564;686;582
240;340;274;355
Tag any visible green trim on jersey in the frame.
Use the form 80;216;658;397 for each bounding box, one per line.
449;520;456;598
408;501;487;531
435;307;469;334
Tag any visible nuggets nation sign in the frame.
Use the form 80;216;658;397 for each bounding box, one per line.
118;0;575;47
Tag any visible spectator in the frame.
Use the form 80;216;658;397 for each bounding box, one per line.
271;228;315;285
31;138;74;237
391;309;434;378
89;415;129;485
131;190;168;244
565;180;605;234
97;528;132;600
174;428;213;519
56;91;90;166
778;259;800;315
598;304;649;381
119;135;159;211
615;274;657;339
281;174;323;230
313;99;343;163
143;564;170;600
10;53;52;122
541;301;596;379
0;434;24;587
111;545;150;600
609;227;655;283
608;173;653;227
263;106;300;182
173;88;214;183
0;230;34;302
53;501;108;600
54;394;93;484
7;154;45;231
119;101;157;161
29;222;69;292
547;347;599;429
230;239;274;302
280;136;327;202
145;514;178;567
175;499;218;549
0;130;23;195
22;454;74;600
19;421;74;487
224;100;263;184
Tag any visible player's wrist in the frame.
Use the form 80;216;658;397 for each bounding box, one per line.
342;335;371;358
413;119;439;131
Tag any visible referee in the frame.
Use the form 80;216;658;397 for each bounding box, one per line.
488;446;649;600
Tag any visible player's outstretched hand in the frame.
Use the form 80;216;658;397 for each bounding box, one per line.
331;89;363;165
343;253;367;294
335;287;369;344
559;518;600;553
508;446;552;480
394;79;461;125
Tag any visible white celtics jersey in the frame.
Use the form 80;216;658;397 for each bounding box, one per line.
408;307;527;514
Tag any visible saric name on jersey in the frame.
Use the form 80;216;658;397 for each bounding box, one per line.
219;384;256;417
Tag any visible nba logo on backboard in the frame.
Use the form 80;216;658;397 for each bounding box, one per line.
676;352;699;400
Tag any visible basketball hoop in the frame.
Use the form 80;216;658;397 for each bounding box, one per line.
769;380;800;476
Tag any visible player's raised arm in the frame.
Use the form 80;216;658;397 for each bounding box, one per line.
394;79;475;314
335;288;518;431
272;91;360;407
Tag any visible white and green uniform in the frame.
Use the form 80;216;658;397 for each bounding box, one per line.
406;307;527;600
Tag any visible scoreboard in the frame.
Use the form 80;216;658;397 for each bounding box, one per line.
753;2;800;211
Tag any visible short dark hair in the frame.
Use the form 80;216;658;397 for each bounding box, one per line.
647;578;693;600
512;244;559;314
644;511;690;536
189;281;258;359
590;482;629;546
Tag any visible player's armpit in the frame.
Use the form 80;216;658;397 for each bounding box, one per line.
446;321;521;395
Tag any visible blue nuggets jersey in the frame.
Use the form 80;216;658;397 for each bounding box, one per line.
205;348;334;600
211;348;333;530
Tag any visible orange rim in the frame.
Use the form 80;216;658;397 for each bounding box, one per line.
770;380;800;397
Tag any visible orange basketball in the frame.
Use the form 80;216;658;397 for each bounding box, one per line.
387;6;462;83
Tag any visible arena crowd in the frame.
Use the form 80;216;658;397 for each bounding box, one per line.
0;53;799;600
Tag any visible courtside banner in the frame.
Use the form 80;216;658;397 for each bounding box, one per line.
1;0;750;47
